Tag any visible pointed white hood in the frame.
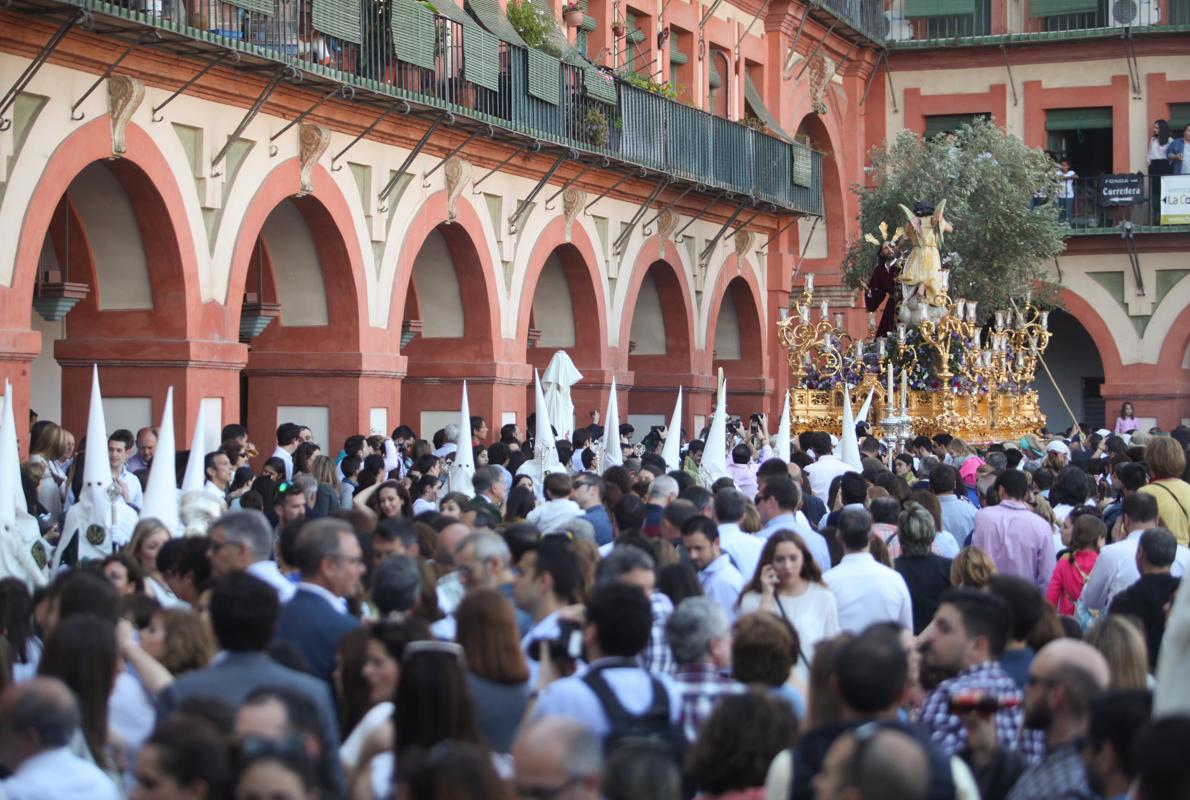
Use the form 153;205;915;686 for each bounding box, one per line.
140;387;180;534
839;383;863;470
661;387;683;473
599;378;623;471
699;369;729;486
180;402;208;494
447;381;475;498
771;390;792;464
0;381;25;530
80;365;113;510
0;382;48;587
856;387;876;426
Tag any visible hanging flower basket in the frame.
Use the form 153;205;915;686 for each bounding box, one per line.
563;4;585;27
610;18;626;35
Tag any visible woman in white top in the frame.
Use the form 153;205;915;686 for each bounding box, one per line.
736;530;840;676
1148;119;1173;225
29;421;70;525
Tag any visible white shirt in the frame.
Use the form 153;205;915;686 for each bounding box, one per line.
0;746;120;800
296;581;348;614
823;552;914;633
717;523;765;583
738;583;840;676
116;467;143;512
698;554;745;622
271;446;294;480
1148;137;1169;162
533;658;682;738
804;454;857;504
247;560;297;603
340;701;393;771
1080;529;1189;612
202;480;228;503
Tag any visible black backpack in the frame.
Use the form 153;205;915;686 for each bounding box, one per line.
581;659;688;767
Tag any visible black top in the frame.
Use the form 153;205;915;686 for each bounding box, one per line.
895;554;954;634
1109;572;1181;669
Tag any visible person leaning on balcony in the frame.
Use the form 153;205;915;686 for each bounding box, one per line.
1147;119;1174;225
1166;123;1190;176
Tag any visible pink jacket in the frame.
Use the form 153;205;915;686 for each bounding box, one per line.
1046;549;1098;615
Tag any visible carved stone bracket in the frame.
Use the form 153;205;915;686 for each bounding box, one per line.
107;75;144;158
444;156;472;223
562;186;585;240
657;208;679;241
734;230;754;259
297;123;331;196
807;54;836;115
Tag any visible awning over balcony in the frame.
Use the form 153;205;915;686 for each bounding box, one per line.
1028;0;1097;16
313;0;362;43
392;0;438;69
903;0;976;17
1045;107;1112;130
466;0;528;46
744;75;792;142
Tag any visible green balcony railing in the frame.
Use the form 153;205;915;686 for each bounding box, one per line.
49;0;822;215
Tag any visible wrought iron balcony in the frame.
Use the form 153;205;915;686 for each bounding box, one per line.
8;0;823;216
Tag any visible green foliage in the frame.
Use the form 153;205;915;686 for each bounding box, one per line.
506;0;563;57
842;118;1066;315
617;70;678;100
583;107;608;146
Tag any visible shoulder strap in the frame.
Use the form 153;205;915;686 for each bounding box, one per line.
582;668;636;731
1151;482;1190;523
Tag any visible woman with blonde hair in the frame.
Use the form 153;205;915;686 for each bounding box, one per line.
949;546;996;588
947;437;984;487
126;518;184;607
28;422;69;524
136;608;216;684
1138;436;1190;545
309;454;342;516
1085;615;1150;690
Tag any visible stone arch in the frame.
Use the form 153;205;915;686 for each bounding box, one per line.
704;257;770;412
791;112;848;268
8;118;205;435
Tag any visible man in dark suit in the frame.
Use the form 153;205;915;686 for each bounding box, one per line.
272;518;365;687
157;572;340;757
1109;527;1181;669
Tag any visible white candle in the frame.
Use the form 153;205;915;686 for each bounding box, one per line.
956;299;966;320
967;301;978;323
834;312;844;329
855;341;864;360
820;300;829;320
800;305;810;323
877;338;886;358
868;311;876;328
995;310;1005;329
1025;289;1032;306
887;362;894;405
901;370;908;411
805;273;814;291
1016;352;1025;369
1039;311;1049;329
973;328;982;347
897;324;906;344
1030;335;1038;354
939;271;950;291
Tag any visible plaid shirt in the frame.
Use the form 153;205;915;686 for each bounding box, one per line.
1005;741;1089;800
672;661;745;742
640;591;675;675
919;661;1025;759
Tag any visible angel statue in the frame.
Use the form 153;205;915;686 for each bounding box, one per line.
861;221;905;338
897;200;953;324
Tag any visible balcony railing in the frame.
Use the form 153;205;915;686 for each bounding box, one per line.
43;0;822;215
1050;174;1190;233
881;0;1185;44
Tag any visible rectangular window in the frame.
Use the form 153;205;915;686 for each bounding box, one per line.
923;113;988;138
1045;107;1113;130
1169;103;1190;134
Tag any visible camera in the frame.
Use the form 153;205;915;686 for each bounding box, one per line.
527;619;584;663
947;691;1020;714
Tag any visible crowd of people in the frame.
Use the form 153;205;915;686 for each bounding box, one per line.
3;385;1190;800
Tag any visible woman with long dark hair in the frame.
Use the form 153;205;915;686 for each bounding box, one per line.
38;614;119;779
454;589;530;753
736;531;839;674
1149;119;1173;225
1113;401;1139;436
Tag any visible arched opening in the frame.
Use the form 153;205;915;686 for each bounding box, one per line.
624;260;694;438
1035;309;1105;432
710;275;766;416
400;224;497;438
524;244;606;433
241;195;361;451
29;159;189;434
795;115;844;266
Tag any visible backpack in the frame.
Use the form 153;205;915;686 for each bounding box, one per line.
581;660;688;767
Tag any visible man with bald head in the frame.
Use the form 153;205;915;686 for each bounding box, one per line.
512;716;602;800
1005;640;1110;800
0;677;120;799
814;725;930;800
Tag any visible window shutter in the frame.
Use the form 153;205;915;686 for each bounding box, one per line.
313;0;362;43
392;0;438;69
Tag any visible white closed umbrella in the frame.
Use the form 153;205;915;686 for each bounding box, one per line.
541;350;583;441
699;369;729;486
771;390;792;464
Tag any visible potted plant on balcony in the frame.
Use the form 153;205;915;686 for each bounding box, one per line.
583;107;609;146
610;17;627;36
507;0;563;56
562;2;585;28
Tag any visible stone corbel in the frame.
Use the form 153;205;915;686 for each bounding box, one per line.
444;156;473;223
297;123;332;196
734;230;754;259
107;75;144;158
562;186;585;240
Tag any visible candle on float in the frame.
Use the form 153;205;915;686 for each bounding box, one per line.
967;301;978;323
834;313;844;329
1016;352;1025;369
887;362;894;406
995;310;1005;330
877;338;886;358
1024;289;1032;306
1029;335;1038;354
868;312;876;329
820;300;829;320
973;328;982;347
897;324;906;344
939;271;950;291
1039;311;1049;329
800;305;810;323
956;299;966;320
855;341;864;361
901;370;908;411
805;273;814;292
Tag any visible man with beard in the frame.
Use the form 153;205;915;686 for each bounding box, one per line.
1081;690;1151;800
1005;640;1109;800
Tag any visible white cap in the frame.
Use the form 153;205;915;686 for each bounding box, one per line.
1045;440;1070;456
